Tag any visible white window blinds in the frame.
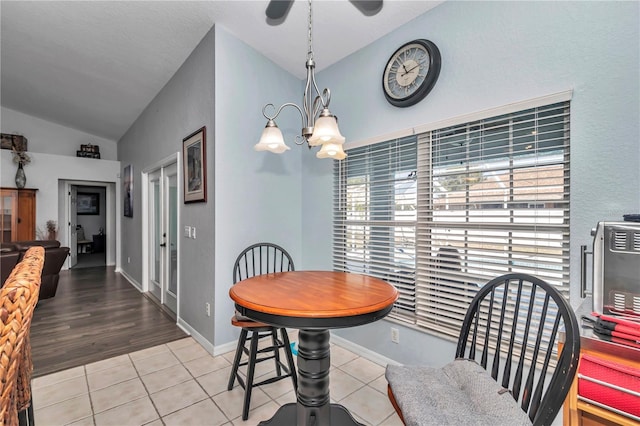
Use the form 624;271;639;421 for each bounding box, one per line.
333;100;571;337
333;136;417;320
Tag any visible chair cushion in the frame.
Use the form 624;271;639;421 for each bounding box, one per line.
386;359;532;426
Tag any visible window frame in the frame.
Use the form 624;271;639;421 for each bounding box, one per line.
333;96;571;339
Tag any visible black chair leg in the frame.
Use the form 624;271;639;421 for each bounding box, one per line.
280;328;298;391
228;328;248;391
271;329;283;376
18;396;34;426
242;331;260;421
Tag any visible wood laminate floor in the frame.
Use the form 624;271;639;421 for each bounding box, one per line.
30;266;187;378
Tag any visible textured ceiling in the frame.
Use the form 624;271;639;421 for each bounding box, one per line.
1;1;443;141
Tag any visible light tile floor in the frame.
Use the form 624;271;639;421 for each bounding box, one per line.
32;334;403;426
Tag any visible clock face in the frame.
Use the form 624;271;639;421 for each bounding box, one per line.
382;39;441;108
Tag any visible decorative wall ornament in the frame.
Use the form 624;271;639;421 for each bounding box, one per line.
123;165;133;217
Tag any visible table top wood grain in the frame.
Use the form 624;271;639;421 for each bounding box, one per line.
229;270;398;320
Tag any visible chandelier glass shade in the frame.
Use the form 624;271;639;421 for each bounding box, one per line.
254;120;290;154
254;0;346;160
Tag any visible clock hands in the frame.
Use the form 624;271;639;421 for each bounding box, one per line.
400;63;420;77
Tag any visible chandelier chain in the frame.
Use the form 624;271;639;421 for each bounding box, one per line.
255;0;346;159
307;0;313;59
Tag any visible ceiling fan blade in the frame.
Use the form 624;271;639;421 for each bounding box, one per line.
266;0;294;24
265;0;382;26
349;0;383;16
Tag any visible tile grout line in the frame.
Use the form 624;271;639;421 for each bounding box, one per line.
167;340;235;424
82;364;97;426
130;345;168;425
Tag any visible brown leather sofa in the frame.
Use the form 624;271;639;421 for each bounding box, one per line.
1;251;21;286
1;240;70;299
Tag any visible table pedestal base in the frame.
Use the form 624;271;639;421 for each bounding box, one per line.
258;329;364;426
258;402;363;426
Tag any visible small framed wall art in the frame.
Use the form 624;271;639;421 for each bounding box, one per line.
182;126;207;203
123;164;133;217
77;192;99;215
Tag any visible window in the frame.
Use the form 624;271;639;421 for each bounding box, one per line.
333;137;417;316
333;101;570;338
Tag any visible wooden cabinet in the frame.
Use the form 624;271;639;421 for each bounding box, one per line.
562;331;640;426
0;188;37;243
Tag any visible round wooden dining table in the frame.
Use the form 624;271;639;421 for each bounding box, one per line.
229;270;398;426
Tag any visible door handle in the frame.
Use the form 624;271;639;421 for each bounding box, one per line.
160;243;167;247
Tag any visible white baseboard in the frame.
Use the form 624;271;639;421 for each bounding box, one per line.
213;340;238;357
330;333;400;367
176;318;215;355
119;269;142;292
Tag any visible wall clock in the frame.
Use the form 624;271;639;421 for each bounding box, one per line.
382;39;441;108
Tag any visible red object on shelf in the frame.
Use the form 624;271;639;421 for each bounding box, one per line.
593;312;640;332
578;354;640;417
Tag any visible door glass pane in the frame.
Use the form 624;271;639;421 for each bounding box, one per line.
168;174;178;295
152;180;161;284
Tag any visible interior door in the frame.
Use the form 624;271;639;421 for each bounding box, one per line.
149;170;162;302
148;163;178;313
164;163;178;313
68;186;78;268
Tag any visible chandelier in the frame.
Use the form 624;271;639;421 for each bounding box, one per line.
254;0;346;160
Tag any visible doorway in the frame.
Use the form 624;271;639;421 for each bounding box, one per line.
144;160;179;315
65;182;113;269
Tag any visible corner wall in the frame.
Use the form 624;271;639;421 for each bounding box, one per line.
213;26;303;347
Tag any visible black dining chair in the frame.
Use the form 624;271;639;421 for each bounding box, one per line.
386;273;580;426
227;243;298;420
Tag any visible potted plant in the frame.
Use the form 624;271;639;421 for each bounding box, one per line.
46;220;57;241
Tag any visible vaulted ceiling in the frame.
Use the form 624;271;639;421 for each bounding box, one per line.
1;1;443;141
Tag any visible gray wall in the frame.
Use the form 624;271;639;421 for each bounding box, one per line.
213;26;303;346
305;1;639;365
118;26;215;342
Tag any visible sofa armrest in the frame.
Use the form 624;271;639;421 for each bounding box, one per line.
42;247;70;275
1;243;18;251
39;247;70;300
13;240;61;250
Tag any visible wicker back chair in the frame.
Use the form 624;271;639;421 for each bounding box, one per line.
0;247;44;426
227;243;297;421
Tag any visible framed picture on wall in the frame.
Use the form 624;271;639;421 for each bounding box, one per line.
77;193;99;215
123;164;133;217
182;126;207;203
